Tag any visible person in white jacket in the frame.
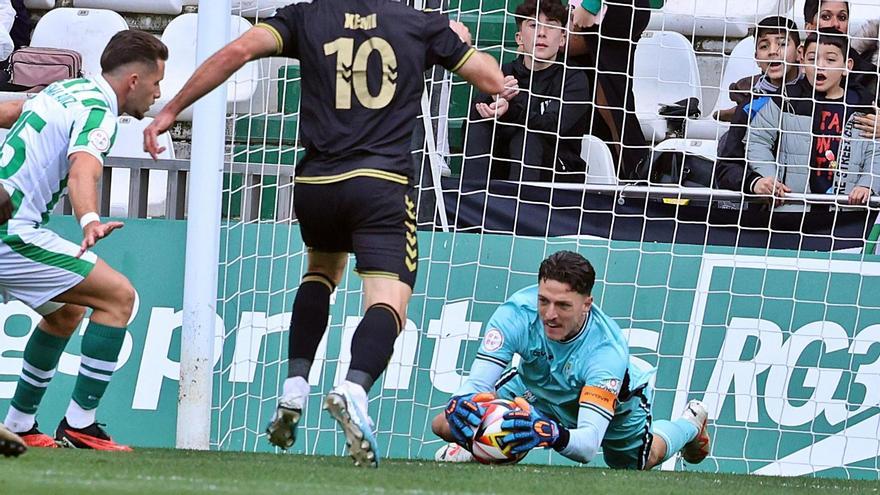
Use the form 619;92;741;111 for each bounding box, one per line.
0;0;16;62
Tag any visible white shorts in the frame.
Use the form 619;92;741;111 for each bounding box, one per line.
0;222;97;313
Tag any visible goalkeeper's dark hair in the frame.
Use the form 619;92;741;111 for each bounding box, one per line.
538;251;595;295
755;16;801;47
514;0;568;29
804;0;849;25
101;29;169;74
804;27;850;57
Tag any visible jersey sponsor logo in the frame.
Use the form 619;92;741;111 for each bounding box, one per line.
482;328;504;352
88;129;111;153
579;385;617;414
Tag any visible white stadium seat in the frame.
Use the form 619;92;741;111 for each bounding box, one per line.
581;135;618;185
713;36;761;115
232;0;298;17
110;116;175;161
148;13;260;121
23;0;54;9
633;31;703;142
180;0;310;17
30;8;129;78
654;138;718;163
686;36;758;140
648;0;790;38
71;0;185;15
108;116;175;218
846;1;880;27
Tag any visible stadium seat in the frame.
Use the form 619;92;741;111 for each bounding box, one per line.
581;134;618;185
633;31;702;142
843;0;880;27
712;36;760;115
30;8;129;78
685;36;757;140
23;0;53;9
179;0;307;16
654;137;718;163
71;0;185;15
232;0;298;17
149;13;260;121
647;0;789;38
107;116;175;217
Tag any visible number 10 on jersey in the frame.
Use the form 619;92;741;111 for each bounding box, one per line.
324;36;398;110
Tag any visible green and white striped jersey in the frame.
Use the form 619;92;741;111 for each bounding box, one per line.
0;75;119;226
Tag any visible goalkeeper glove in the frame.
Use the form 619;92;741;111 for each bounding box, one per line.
501;397;566;454
444;392;494;448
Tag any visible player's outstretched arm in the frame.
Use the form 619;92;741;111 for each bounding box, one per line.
143;27;279;159
0;99;24;129
68;152;124;257
455;51;505;96
502;397;610;464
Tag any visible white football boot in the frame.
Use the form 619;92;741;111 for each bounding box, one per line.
434;442;474;463
266;378;309;450
324;381;378;468
679;399;711;464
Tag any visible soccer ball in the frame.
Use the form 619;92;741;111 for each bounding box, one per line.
470;399;527;465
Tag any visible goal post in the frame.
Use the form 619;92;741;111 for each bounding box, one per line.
176;0;231;450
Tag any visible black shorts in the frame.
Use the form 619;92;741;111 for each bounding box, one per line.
293;176;418;288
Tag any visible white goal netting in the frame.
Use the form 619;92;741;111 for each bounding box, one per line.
211;0;880;479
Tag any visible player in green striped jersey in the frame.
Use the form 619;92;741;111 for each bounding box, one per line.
0;30;167;451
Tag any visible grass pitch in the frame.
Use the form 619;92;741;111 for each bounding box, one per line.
2;448;878;495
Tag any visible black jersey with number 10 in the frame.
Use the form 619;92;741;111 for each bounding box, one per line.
257;0;474;185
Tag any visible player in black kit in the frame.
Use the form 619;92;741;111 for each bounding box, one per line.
144;0;504;468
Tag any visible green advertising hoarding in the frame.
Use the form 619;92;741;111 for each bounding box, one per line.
1;217;879;479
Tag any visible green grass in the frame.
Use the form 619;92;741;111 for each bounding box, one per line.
2;448;879;495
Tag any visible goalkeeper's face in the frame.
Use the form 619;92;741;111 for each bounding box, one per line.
537;279;592;342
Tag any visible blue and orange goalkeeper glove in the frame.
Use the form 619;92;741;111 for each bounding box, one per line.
444;392;494;448
501;397;566;454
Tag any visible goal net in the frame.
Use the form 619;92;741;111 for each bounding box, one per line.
210;0;880;478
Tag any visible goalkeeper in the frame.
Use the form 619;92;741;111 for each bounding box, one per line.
431;251;710;469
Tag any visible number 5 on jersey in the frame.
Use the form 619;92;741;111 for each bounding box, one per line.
324;36;398;110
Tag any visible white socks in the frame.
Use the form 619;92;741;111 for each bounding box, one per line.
65;400;96;429
281;376;310;410
4;407;35;434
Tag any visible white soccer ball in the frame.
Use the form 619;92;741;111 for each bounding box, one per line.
470;399;527;465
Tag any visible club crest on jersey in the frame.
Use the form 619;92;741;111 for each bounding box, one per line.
88;129;111;153
482;328;504;352
597;378;621;393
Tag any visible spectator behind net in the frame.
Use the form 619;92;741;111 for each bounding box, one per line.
743;29;878;209
461;0;589;186
567;0;652;181
715;16;802;123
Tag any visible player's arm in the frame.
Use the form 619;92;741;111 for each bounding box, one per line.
428;17;505;95
555;398;613;463
0;99;24;128
440;343;511;447
438;303;525;447
454;51;505;96
144;27;278;158
68;152;124;256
